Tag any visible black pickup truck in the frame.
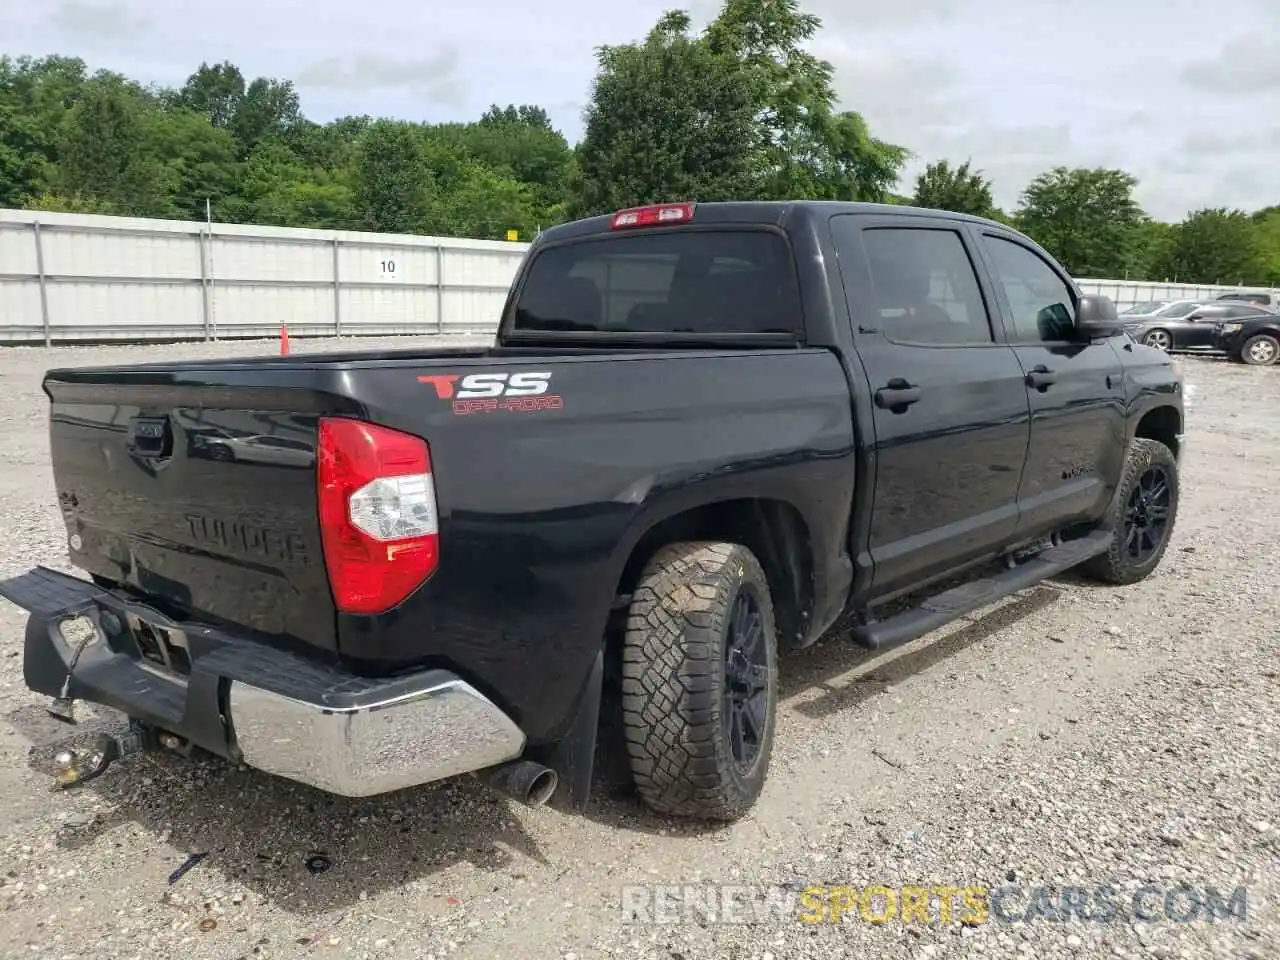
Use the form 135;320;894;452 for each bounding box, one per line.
0;201;1185;822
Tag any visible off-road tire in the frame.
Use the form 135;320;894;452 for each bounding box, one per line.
621;541;778;820
1240;334;1280;366
1079;438;1179;585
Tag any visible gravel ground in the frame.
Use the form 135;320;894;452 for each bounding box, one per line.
0;338;1276;960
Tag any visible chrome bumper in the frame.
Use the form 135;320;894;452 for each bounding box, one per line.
229;674;526;797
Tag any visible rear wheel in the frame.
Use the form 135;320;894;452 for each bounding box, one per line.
1079;438;1179;585
1240;334;1279;366
621;541;778;820
1142;329;1172;351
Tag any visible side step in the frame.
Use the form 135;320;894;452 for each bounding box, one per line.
850;530;1111;652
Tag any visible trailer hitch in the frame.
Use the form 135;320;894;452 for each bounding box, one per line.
51;725;149;789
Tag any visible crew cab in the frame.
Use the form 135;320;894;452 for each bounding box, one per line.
0;201;1186;821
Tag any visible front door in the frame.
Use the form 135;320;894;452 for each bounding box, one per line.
972;229;1128;536
830;215;1031;600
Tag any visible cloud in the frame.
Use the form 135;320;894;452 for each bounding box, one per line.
297;47;464;105
1182;127;1280;157
687;0;960;28
823;48;965;134
48;0;148;38
1181;35;1280;94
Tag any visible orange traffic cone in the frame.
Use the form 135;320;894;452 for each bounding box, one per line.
280;324;290;355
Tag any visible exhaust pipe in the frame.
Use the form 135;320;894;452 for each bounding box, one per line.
478;760;559;808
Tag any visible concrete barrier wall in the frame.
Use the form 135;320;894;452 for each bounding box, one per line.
0;208;531;344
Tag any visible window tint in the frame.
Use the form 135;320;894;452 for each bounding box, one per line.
511;231;801;337
983;236;1076;342
1161;302;1198;318
857;227;993;345
1122;300;1166;315
1225;304;1263;318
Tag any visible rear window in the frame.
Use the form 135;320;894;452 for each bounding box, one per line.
510;230;801;337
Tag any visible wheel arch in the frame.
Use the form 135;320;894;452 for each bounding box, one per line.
1133;404;1182;460
611;497;816;654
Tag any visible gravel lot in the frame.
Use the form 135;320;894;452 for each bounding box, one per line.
0;338;1276;960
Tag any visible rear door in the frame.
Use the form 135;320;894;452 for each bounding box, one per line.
829;214;1031;599
970;228;1127;536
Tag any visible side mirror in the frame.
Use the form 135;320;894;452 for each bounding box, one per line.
1075;294;1123;338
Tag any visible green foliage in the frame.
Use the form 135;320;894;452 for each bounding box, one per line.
912;159;996;219
1252;207;1280;285
0;1;1275;279
1014;167;1143;277
570;2;907;217
1153;208;1266;285
354;120;433;233
56;75;169;216
571;10;767;217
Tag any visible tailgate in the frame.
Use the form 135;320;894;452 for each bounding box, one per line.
44;372;349;652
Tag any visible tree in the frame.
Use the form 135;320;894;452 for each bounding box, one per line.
570;2;907;217
912;159;996;218
1015;167;1144;277
703;0;906;201
571;11;766;217
465;104;572;219
147;108;240;220
57;76;168;216
353;120;433;233
1249;206;1280;286
230;77;302;156
1154;208;1266;285
0;55;89;205
178;61;245;129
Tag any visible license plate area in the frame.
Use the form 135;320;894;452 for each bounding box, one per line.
124;613;192;680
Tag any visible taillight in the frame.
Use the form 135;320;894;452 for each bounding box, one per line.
611;202;695;229
316;418;439;615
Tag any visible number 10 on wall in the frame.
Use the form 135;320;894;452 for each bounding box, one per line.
378;257;401;281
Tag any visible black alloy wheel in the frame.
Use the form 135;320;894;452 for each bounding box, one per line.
1123;464;1172;562
722;587;769;773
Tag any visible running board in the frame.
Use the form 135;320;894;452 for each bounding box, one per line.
850;530;1112;652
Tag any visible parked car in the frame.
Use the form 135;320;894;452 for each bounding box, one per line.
1215;291;1280;311
1120;299;1204;319
1214;311;1280;365
1123;301;1264;352
0;201;1185;822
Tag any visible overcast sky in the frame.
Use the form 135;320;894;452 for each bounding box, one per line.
4;0;1279;221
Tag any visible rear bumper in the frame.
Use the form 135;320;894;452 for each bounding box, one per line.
0;566;526;797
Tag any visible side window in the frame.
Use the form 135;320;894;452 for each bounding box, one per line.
858;227;994;345
983;235;1077;343
1226;304;1260;318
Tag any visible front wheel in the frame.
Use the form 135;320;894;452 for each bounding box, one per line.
1079;438;1179;585
621;541;778;821
1240;334;1280;366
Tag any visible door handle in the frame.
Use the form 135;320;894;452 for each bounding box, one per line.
1025;366;1057;391
874;378;922;412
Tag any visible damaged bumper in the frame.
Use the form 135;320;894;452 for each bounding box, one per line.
0;567;526;798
